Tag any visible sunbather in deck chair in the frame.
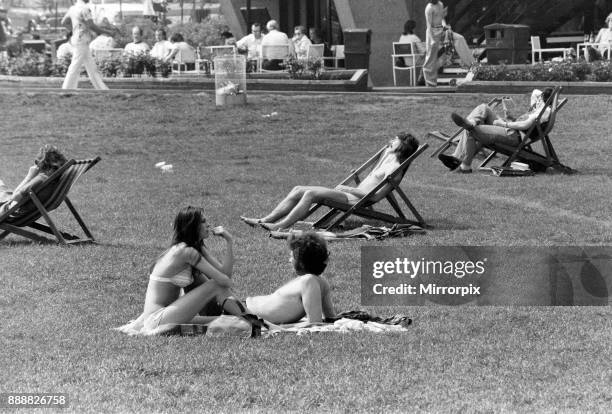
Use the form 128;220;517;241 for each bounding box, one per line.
0;146;100;244
438;86;572;174
241;133;427;231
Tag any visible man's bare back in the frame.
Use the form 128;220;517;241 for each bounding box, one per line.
246;274;334;324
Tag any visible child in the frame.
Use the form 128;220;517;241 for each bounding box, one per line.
246;231;337;326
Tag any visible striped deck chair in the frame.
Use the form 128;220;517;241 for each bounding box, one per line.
305;144;429;230
478;86;573;174
0;157;101;244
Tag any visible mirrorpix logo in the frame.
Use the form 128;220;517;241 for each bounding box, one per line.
548;248;612;305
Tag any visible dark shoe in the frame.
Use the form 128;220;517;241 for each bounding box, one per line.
438;154;461;171
453;167;472;174
416;73;426;86
451;112;474;131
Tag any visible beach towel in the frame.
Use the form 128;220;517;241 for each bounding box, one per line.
269;223;425;241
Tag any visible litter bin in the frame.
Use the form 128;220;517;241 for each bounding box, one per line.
214;55;247;107
484;23;530;64
343;28;371;70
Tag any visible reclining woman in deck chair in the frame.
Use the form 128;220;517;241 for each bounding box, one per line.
0;145;67;216
438;87;553;173
240;132;420;231
246;231;337;327
117;206;255;335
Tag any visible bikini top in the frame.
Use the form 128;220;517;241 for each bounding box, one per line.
149;243;202;288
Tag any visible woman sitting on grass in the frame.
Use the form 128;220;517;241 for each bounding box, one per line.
117;206;251;335
246;231;337;327
241;133;420;231
0;144;67;216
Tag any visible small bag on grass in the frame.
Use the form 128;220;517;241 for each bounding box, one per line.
177;314;265;338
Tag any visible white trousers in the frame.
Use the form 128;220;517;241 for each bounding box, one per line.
61;43;108;90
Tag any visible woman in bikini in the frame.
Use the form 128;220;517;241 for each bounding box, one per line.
241;132;420;231
117;206;249;335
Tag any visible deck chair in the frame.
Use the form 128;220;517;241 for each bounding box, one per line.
0;157;101;244
304;144;429;230
429;96;507;159
478;86;574;174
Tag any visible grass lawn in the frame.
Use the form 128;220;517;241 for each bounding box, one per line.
0;90;611;413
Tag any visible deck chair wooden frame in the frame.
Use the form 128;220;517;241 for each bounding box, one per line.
429;96;506;159
0;157;101;245
478;86;574;174
304;144;429;230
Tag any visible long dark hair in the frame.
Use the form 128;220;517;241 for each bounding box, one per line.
172;206;205;251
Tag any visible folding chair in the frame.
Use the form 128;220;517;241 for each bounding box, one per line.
429;96;506;159
0;157;101;244
391;42;425;86
531;36;569;64
258;44;291;72
306;43;325;65
478;86;573;174
304;144;429;230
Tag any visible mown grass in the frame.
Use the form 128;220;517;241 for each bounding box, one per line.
0;90;611;413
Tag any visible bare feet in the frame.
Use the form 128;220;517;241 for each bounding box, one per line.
240;216;262;227
260;222;281;231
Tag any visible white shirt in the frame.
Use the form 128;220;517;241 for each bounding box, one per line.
292;35;311;59
261;29;294;57
56;42;73;60
124;41;150;56
170;42;196;63
63;0;94;46
150;40;172;59
90;34;116;50
236;33;262;58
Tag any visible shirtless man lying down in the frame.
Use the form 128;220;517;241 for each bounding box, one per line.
246;232;337;326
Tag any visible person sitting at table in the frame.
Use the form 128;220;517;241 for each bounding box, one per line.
292;25;311;59
398;19;425;67
89;17;116;51
585;12;612;62
236;22;263;59
260;19;293;70
150;28;172;60
124;25;150;56
165;33;196;71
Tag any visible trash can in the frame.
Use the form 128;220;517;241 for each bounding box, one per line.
214;55;247;107
343;28;371;70
484;23;530;64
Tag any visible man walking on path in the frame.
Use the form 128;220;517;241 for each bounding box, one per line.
61;0;116;90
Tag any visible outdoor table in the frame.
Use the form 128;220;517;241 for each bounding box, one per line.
576;42;612;60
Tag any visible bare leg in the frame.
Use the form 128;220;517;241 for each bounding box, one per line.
262;187;349;230
157;280;226;325
259;186;310;223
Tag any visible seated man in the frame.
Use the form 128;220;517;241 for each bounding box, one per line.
438;87;553;173
260;19;293;70
241;132;419;231
124;26;150;56
246;232;336;326
236;22;263;60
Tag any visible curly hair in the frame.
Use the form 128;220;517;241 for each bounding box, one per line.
35;145;67;174
394;132;420;164
288;231;329;276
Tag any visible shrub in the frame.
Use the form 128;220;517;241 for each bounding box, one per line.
284;57;324;80
472;60;612;82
